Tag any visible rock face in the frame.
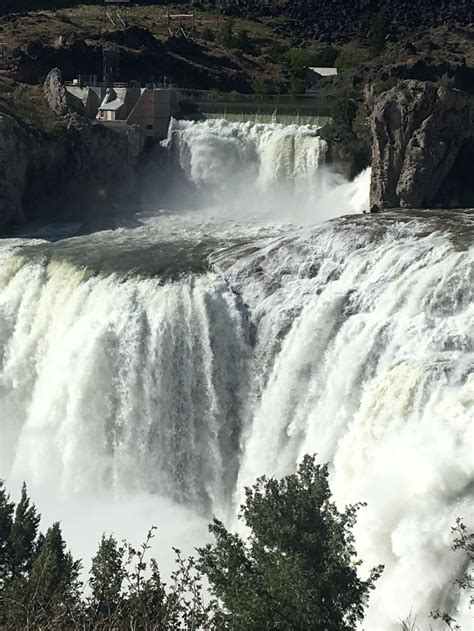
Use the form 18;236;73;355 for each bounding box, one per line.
43;67;71;116
369;80;474;208
0;112;142;230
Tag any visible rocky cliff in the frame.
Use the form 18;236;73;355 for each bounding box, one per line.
0;109;140;230
368;80;474;209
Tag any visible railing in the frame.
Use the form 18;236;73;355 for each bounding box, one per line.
65;79;177;90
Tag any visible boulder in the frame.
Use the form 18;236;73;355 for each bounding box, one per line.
369;80;474;208
43;67;71;116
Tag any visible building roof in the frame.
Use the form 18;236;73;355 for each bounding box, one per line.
308;67;338;77
98;99;124;111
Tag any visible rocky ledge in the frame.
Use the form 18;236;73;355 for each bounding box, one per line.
368;80;474;209
0;70;141;230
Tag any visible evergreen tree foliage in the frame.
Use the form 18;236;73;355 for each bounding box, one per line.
369;10;388;56
9;482;41;578
89;534;125;618
198;455;383;631
26;522;82;624
0;481;14;585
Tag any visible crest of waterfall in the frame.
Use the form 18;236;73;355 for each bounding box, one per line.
163;118;370;221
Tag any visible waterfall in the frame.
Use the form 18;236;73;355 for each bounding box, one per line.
218;212;474;629
0;112;472;629
1;210;472;629
163;119;370;222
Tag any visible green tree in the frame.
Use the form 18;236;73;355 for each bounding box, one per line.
369;10;388;56
252;78;269;95
0;481;14;585
198;455;383;631
220;16;235;47
312;45;339;67
290;77;304;96
282;47;312;73
89;534;125;619
9;482;40;578
28;522;82;619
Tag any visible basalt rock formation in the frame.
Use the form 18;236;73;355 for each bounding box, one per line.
0;110;140;230
368;80;474;209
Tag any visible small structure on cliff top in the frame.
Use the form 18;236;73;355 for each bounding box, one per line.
304;67;338;93
66;80;180;142
167;9;195;39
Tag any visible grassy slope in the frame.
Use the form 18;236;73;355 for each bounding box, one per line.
0;4;291;88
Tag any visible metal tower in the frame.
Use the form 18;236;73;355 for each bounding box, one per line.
104;0;130;31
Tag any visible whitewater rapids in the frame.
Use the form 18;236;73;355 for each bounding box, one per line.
0;119;472;629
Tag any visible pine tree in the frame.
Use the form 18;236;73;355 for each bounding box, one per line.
9;482;40;578
89;534;125;619
0;481;14;586
28;522;82;623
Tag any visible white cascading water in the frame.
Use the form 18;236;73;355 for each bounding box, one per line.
164;118;370;222
0;119;472;630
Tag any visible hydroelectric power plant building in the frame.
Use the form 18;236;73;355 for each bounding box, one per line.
65;78;181;144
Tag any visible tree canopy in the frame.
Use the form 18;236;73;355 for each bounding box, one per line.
198;455;383;631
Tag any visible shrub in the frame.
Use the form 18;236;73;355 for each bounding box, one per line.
201;27;215;42
252;78;269;95
290;76;305;96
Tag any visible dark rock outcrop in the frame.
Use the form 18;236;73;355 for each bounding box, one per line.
0;112;141;230
369;80;474;208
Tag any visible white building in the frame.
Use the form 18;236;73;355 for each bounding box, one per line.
304;67;338;92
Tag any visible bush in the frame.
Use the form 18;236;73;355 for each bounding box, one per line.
369;10;388;56
290;76;305;96
201;27;215;43
252;78;270;95
335;43;371;71
198;455;383;631
437;73;455;89
430;518;473;630
312;44;339;67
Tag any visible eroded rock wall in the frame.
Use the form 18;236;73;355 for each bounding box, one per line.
369;80;474;209
0;112;141;230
